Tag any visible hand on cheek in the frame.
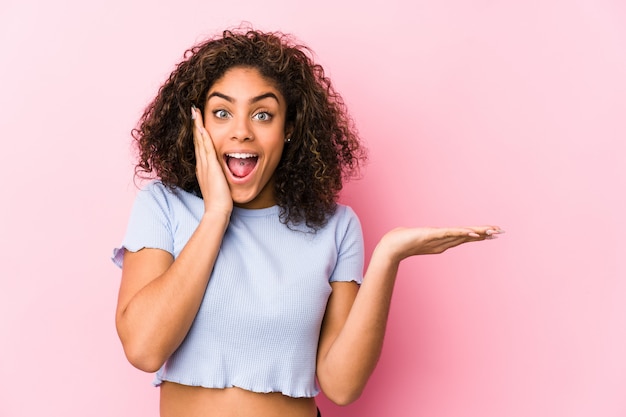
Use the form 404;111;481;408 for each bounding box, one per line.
192;106;233;216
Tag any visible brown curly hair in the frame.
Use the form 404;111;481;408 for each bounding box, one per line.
132;27;366;229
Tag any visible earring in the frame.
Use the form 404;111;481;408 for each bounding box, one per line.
285;137;291;143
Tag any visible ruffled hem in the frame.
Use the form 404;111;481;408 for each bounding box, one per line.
111;245;174;268
111;246;125;268
152;374;320;399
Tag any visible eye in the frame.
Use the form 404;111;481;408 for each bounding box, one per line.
213;109;231;119
252;111;272;122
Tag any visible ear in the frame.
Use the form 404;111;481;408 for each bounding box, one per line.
284;124;294;141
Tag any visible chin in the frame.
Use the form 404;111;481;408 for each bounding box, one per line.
231;193;259;208
231;191;256;204
231;190;275;209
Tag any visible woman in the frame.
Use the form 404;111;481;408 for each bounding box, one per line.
113;27;502;417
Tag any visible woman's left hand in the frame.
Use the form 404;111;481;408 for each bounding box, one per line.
377;226;504;263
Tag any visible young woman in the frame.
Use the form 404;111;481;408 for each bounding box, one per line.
112;27;502;417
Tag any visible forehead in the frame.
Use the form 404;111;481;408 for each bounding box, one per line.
208;66;282;99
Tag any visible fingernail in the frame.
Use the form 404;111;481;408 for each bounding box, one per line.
191;106;196;120
486;229;494;235
468;232;480;237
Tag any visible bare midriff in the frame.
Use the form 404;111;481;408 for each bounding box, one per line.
160;381;319;417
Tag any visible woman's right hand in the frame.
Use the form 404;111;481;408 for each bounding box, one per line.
192;106;233;216
115;108;235;370
117;109;234;371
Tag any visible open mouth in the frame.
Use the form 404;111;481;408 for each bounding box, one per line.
225;153;259;178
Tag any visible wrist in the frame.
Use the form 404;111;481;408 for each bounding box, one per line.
201;208;232;225
372;238;402;268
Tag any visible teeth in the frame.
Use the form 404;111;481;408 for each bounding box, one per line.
226;153;256;159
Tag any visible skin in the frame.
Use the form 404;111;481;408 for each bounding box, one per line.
115;66;503;417
200;67;290;210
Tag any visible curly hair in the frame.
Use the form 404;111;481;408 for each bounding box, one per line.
132;27;366;229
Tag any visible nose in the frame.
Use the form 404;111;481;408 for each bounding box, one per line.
231;115;253;142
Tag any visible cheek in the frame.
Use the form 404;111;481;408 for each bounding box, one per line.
268;143;285;167
267;133;285;156
204;124;228;146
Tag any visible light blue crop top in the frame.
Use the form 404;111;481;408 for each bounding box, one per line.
112;181;364;398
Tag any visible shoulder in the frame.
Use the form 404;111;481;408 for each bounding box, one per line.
328;204;362;230
135;180;199;208
127;181;203;228
138;180;174;199
334;204;358;219
319;204;363;250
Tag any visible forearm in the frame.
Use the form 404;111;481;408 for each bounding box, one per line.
116;211;230;372
317;225;502;404
318;242;399;404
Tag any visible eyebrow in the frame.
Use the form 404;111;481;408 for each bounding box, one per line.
206;91;280;104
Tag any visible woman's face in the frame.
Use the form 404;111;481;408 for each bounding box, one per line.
203;66;290;209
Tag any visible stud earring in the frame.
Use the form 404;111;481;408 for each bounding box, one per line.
285;137;291;143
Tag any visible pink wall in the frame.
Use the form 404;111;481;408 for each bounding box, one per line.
1;1;624;416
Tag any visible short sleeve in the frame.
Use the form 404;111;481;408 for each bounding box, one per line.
329;206;365;285
111;181;174;268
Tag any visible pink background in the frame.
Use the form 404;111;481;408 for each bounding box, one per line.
1;1;625;416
